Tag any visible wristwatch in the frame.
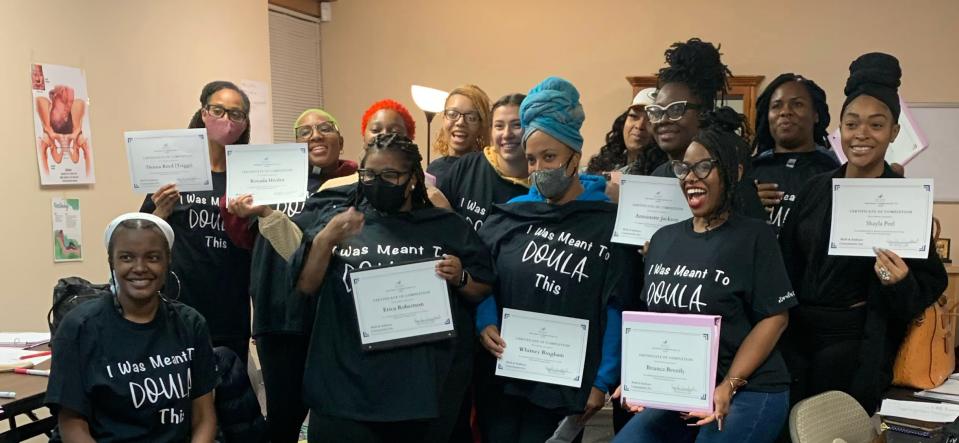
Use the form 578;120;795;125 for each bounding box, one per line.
455;270;469;289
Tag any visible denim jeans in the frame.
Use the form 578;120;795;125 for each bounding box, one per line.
611;390;789;443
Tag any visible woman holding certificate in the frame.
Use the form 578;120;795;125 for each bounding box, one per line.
615;110;796;443
778;53;947;412
289;133;495;443
141;80;253;362
475;77;636;443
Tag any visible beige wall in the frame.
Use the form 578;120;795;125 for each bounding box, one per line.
318;0;959;255
0;0;271;331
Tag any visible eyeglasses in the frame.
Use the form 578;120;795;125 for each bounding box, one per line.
357;168;410;184
295;122;339;140
646;101;702;123
443;109;481;124
671;158;717;180
204;104;248;123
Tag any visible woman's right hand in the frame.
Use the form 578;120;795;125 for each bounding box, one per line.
317;207;365;246
612;385;646;414
227;194;272;219
755;181;783;213
151;183;180;220
479;325;506;358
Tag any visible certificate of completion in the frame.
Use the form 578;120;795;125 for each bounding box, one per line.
621;312;721;414
496;308;590;388
350;259;455;351
226;143;308;206
125;129;212;193
612;175;692;246
829;178;934;259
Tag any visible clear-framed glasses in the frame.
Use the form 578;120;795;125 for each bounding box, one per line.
671;158;717;180
357;168;410;185
645;101;702;123
295;122;339;140
204;104;248;123
443;109;481;124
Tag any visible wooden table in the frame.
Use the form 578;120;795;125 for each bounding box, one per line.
0;347;53;443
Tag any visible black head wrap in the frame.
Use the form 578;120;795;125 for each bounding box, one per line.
841;52;902;120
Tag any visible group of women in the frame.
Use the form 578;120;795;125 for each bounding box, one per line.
44;37;947;443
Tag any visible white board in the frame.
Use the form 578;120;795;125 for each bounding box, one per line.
904;104;959;202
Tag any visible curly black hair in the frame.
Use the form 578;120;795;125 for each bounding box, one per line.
586;110;629;173
753;73;831;153
658;38;732;110
692;108;750;228
355;133;433;210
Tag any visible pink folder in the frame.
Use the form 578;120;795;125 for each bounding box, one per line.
621;311;722;414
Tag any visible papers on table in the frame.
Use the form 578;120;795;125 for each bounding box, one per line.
0;332;50;348
496;308;590;388
350;259;454;351
621;311;721;414
612;175;692;246
829;178;934;259
914;377;959;405
0;348;51;371
879;399;959;423
125;129;213;193
226;143;308;206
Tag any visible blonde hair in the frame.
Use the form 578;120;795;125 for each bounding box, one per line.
433;84;491;157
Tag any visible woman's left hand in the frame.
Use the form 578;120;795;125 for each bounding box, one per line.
576;387;608;425
683;383;733;430
874;247;909;286
435;254;464;284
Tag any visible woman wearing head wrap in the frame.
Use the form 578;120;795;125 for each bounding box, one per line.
427;85;492;183
613;110;794;443
778;53;947;411
46;213;218;442
751;74;839;235
223;107;357;442
474;77;639;443
140;81;254;362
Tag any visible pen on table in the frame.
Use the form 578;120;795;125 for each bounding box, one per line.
18;351;52;360
0;391;15;399
13;368;49;377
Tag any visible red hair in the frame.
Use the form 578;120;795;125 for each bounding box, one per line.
361;99;416;141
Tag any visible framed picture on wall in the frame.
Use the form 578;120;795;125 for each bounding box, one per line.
936;238;952;263
626;75;764;131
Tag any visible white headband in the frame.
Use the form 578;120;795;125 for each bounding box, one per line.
103;213;175;250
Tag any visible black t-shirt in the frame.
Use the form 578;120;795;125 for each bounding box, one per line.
250;186;353;336
751;150;839;235
652;162;767;221
426;155;462;184
46;296;218;442
479;200;637;414
641;214;796;392
289;197;496;422
437;151;528;231
140;172;252;341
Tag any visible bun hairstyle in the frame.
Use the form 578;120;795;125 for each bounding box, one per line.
693;107;751;225
841;52;903;120
753;73;831;153
658;38;732;110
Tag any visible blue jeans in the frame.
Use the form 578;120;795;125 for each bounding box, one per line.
611;390;789;443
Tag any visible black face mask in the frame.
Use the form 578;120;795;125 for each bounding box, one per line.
360;177;410;213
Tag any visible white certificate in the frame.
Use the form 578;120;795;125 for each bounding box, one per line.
621;312;721;414
350;259;455;350
225;143;308;206
612;175;692;246
829;178;934;259
496;308;589;388
124;129;212;193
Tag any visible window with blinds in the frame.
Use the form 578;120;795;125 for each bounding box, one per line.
269;6;322;143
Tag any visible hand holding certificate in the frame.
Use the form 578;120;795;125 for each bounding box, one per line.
125;129;213;193
495;308;590;388
350;259;455;351
612;175;692;246
829;178;934;259
226;143;308;206
621;312;721;414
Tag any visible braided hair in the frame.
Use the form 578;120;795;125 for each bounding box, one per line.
693;108;750;229
354;133;434;210
658;38;732;110
753;73;831;153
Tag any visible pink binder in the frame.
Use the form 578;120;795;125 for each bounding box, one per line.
621;311;722;414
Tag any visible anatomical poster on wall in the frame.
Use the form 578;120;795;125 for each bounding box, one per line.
52;198;82;262
32;63;95;185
